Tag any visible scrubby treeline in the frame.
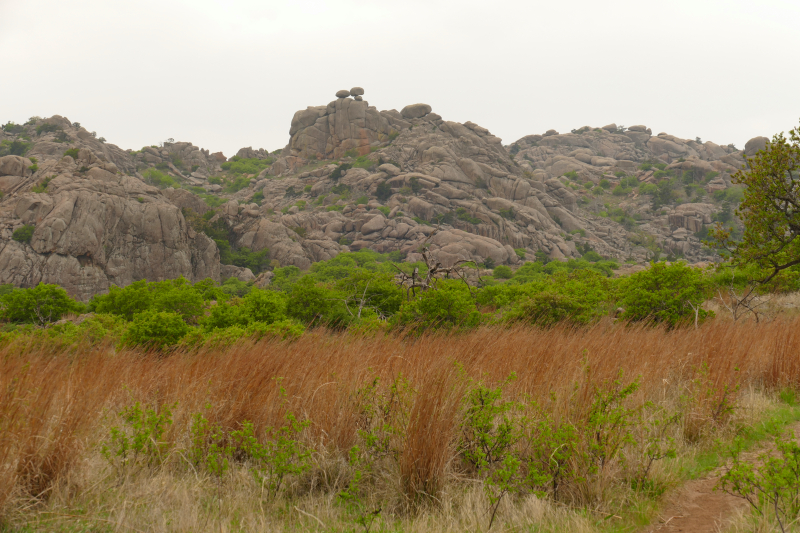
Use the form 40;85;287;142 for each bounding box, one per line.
1;249;798;349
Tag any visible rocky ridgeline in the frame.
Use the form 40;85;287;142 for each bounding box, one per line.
0;92;770;299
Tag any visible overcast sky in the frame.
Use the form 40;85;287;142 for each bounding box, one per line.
2;0;798;157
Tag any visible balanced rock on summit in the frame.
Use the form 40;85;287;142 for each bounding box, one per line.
401;103;432;119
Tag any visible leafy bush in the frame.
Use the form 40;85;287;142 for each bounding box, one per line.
499;208;514;220
0;283;84;325
31;176;53;193
514;248;526;259
330;163;351;181
143;169;177;189
2;122;24;134
91;277;205;322
220;157;272;176
618;262;712;327
12;225;35;243
720;431;800;532
0;140;32;156
63;148;80;159
376;181;392;201
203;289;289;330
227;247;270;274
392;281;481;332
121;309;190;349
286;277;350;327
493;265;513;279
639;183;657;195
223;175;251;193
456;207;482;225
599;179;611;189
352;155;374;169
502;270;613;326
35;123;61;136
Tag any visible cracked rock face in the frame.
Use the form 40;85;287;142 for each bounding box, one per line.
0;145;219;301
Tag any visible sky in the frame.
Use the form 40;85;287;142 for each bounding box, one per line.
2;0;798;157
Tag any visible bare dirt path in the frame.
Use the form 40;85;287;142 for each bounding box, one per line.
641;420;800;533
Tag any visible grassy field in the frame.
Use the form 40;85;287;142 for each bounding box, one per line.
3;319;800;532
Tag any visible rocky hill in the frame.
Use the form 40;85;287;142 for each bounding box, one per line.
0;89;768;299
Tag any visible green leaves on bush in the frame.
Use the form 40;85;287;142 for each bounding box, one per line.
220;157;272;176
12;225;35;243
376;181;392;201
121;309;190;349
0;140;32;157
0;283;85;326
618;261;713;327
392;280;481;332
143;169;177;189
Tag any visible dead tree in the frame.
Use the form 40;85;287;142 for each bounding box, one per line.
715;271;772;323
392;229;474;300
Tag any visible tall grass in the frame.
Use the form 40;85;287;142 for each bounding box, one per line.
2;319;800;529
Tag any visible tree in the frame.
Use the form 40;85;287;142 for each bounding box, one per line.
710;123;800;285
0;283;84;325
618;262;713;327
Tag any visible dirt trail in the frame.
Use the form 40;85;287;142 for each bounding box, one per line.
642;420;800;533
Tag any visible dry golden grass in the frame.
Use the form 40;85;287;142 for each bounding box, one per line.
3;318;800;531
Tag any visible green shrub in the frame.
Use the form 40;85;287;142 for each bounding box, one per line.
143;169;177;189
208;176;223;185
377;206;391;216
12;225;35;243
514;248;526;259
355;195;369;205
599;179;611;189
0;283;85;325
376;181;392;201
203;289;289;330
91;277;205;322
493;265;513;279
392;281;482;332
329;163;351;181
121;309;190;349
499;208;514;220
639;183;658;195
582;250;603;262
63;148;80;159
563;170;579;180
35;123;61;136
286;277;350;327
612;185;631;196
618;262;712;327
31;176;53;193
2;122;24;134
224;175;251;193
220;157;272;176
352;155;374;169
456;207;482;225
0;140;32;156
409;176;422;193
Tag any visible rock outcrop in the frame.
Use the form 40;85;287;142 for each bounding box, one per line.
0;96;764;299
0;124;220;301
